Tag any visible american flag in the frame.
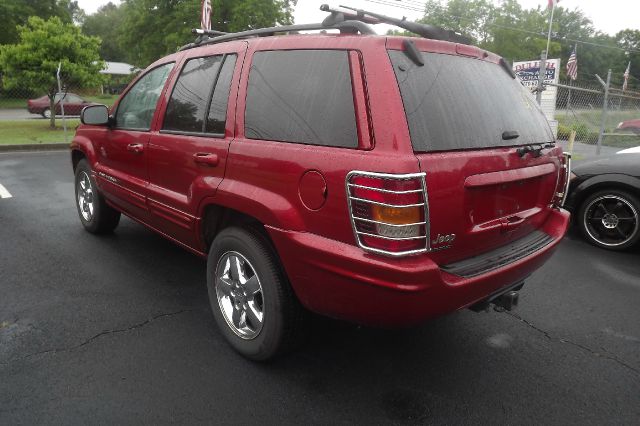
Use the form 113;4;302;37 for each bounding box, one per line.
201;0;212;31
548;0;559;9
623;62;631;91
566;45;578;81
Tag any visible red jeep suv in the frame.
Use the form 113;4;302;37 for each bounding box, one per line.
71;8;570;360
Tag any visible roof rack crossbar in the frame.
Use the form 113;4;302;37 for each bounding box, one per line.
180;21;375;51
325;4;471;45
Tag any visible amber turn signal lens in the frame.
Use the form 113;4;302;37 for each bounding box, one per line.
372;205;421;225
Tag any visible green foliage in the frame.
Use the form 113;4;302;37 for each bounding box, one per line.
0;16;105;127
100;0;296;67
0;0;82;45
419;1;636;90
82;2;127;61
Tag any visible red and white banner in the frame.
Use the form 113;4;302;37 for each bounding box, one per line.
548;0;559;9
201;0;212;31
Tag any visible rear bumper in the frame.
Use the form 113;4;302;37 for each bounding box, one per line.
267;208;570;327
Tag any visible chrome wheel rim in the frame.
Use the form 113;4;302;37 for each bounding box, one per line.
584;195;639;247
215;251;264;340
43;109;51;119
77;171;94;222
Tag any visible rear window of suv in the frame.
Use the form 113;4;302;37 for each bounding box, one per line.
388;50;554;152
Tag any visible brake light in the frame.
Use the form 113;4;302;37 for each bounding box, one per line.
551;152;571;208
346;171;429;256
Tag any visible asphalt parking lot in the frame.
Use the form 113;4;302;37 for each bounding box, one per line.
1;150;639;425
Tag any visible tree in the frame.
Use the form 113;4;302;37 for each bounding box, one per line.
0;0;83;45
82;2;128;61
116;0;297;67
0;16;105;128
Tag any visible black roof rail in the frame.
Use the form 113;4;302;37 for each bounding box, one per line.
180;20;375;51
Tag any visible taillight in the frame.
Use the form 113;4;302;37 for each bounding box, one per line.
346;171;429;256
552;152;571;208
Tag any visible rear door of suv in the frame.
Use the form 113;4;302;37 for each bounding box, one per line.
387;39;562;266
146;41;247;248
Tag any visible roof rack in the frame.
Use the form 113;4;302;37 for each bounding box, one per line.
324;4;470;44
180;20;375;51
180;3;469;51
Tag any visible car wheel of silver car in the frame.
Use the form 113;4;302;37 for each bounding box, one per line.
207;226;306;361
579;189;640;251
74;159;121;234
42;108;51;119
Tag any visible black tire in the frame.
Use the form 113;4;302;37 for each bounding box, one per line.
74;159;121;234
42;108;51;119
207;226;305;361
578;188;640;251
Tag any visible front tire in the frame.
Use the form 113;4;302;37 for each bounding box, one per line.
578;189;640;250
74;159;121;234
42;108;51;119
207;226;305;361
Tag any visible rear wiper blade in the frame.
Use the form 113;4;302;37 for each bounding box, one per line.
502;130;519;140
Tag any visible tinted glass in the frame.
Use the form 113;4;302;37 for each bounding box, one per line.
245;50;357;148
206;54;237;134
163;56;223;133
388;50;554;152
116;63;173;130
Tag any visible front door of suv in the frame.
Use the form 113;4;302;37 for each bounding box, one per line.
95;63;174;221
146;42;247;249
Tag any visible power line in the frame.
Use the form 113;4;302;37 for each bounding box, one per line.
363;0;640;53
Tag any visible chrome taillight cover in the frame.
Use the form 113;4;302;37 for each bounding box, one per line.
553;152;572;208
346;171;430;257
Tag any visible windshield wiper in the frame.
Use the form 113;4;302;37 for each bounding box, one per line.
502;130;519;140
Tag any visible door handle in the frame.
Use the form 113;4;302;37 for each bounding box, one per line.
127;143;144;154
193;153;219;167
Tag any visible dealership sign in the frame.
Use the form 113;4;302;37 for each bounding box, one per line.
513;58;560;135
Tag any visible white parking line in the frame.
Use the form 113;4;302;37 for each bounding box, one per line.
0;183;12;199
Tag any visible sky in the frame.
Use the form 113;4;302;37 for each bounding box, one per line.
76;0;639;36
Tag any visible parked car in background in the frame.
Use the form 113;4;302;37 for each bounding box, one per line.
617;146;640;154
27;92;95;118
616;119;640;133
564;154;640;250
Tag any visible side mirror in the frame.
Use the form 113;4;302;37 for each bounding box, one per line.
81;104;109;125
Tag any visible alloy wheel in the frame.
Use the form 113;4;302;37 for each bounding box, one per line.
215;251;264;340
584;194;639;247
77;171;94;222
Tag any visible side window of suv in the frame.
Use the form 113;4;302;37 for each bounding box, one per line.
163;54;237;135
115;63;173;130
245;50;358;148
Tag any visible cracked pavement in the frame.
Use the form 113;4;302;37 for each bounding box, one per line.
1;151;639;425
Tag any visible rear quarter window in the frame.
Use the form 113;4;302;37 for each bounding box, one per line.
388;50;554;152
244;49;358;148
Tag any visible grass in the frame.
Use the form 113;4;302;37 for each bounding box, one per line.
0;119;80;145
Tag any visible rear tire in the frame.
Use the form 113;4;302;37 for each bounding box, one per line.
42;108;51;119
207;226;306;361
74;159;121;234
578;189;640;251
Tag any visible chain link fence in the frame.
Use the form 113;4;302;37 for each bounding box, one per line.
550;79;640;155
